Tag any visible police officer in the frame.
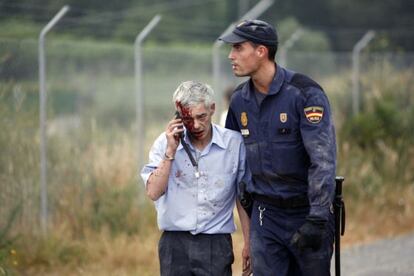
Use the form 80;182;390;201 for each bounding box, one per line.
220;20;336;276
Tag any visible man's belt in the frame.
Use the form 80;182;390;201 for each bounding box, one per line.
252;194;309;208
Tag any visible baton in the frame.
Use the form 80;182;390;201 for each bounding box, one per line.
334;176;346;276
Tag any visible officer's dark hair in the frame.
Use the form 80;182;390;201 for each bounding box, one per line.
250;42;277;61
266;45;277;61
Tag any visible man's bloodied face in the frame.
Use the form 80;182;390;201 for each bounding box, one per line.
176;102;215;142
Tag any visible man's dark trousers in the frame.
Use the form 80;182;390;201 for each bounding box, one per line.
159;231;234;276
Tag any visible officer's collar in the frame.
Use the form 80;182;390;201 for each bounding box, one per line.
241;63;285;100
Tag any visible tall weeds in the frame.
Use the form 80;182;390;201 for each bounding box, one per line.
339;65;414;198
0;62;413;274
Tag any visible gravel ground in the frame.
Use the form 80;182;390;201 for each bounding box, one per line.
331;233;414;276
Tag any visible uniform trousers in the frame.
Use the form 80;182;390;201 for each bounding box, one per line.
250;200;334;276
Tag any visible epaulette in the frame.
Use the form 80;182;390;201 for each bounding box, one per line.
290;73;323;92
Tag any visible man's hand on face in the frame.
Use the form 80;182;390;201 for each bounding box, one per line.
165;117;184;155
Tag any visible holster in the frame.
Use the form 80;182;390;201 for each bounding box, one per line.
239;182;253;217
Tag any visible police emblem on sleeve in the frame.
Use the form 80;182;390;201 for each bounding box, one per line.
304;106;324;123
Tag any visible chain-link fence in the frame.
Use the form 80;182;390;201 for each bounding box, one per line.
1;37;413;235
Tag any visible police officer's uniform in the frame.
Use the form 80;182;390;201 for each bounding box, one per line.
226;64;337;276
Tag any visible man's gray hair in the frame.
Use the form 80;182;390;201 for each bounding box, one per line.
173;80;215;109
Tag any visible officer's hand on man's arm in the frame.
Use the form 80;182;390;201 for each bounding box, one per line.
290;216;326;251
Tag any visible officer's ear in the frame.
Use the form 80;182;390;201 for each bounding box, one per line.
256;45;268;58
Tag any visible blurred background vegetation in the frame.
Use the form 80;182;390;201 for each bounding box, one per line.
0;0;413;275
1;0;413;51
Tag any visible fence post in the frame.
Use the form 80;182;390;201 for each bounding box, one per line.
38;5;70;236
135;15;161;203
212;23;234;119
278;29;303;67
212;0;274;117
352;30;375;115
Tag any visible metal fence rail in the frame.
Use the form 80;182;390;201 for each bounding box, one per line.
1;37;413;235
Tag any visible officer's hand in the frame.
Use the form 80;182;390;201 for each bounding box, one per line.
241;243;251;276
290;217;326;251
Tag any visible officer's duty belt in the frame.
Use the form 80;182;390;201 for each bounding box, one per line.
252;194;309;208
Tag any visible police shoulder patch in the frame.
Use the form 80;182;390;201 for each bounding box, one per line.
304;106;324;124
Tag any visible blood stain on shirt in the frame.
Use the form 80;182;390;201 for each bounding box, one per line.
175;170;183;178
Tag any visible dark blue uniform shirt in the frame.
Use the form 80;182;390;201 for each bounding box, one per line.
225;64;336;221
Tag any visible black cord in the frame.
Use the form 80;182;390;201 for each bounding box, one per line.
180;137;198;168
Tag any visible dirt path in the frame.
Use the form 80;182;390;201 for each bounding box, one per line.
233;233;414;275
332;233;414;275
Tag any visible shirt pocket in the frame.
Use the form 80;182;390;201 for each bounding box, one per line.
207;173;236;207
270;128;308;176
